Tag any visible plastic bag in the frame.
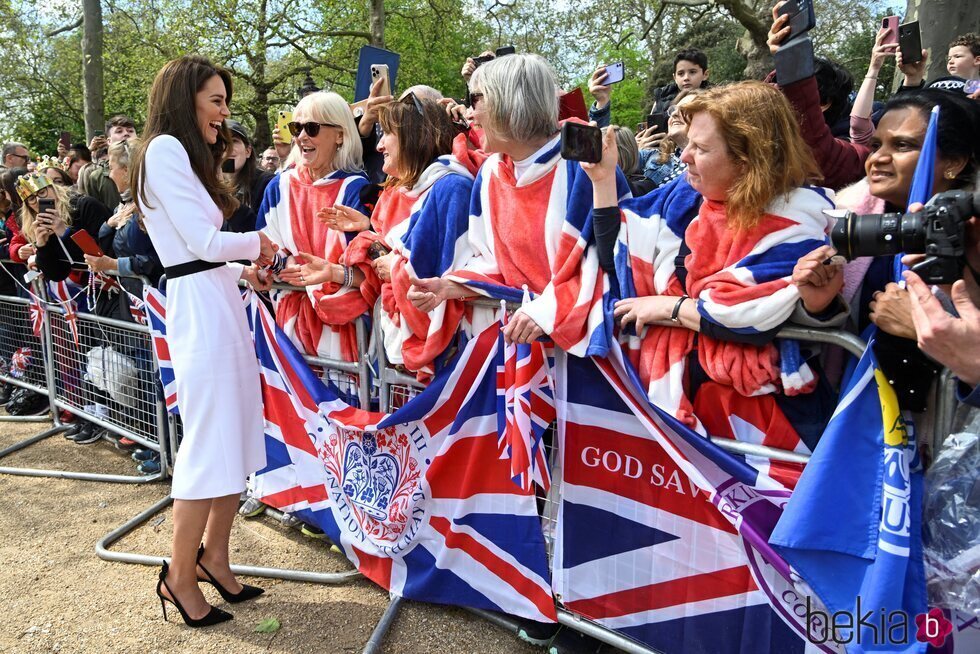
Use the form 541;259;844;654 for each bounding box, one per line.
85;346;138;409
923;425;980;619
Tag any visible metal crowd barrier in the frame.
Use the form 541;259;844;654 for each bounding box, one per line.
0;276;53;423
97;282;366;588
0;270;169;483
364;298;877;653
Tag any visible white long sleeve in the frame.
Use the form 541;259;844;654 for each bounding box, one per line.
141;135;260;266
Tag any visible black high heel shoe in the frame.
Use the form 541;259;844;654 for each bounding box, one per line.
156;562;233;627
196;545;265;603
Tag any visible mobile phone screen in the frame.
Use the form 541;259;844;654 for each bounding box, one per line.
560;123;602;163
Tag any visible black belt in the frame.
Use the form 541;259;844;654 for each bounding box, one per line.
164;260;225;279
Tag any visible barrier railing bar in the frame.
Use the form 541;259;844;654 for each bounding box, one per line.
96;494;363;584
361;594;404;654
557;608;664;654
709;437;811;463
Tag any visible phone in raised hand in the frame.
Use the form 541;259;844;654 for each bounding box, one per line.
560;122;602;164
602;62;625;85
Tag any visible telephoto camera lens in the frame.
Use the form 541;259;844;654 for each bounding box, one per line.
830;211;926;260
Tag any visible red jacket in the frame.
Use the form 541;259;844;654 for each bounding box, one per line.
779;75;871;192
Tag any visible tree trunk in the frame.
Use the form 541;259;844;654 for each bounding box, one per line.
369;0;385;48
903;0;980;83
81;0;104;141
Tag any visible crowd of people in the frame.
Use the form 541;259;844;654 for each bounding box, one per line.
0;3;978;632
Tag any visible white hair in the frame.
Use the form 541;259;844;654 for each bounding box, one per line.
400;85;443;102
293;91;364;172
469;54;559;143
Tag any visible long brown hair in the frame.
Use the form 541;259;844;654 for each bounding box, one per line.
680;81;822;230
130;55;239;218
377;97;455;190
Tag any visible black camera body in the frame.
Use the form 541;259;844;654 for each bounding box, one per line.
831;190;979;284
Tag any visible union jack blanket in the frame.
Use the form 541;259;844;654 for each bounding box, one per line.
344;156;474;381
258;166;371;362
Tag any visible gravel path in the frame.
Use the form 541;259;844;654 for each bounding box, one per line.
0;418;542;654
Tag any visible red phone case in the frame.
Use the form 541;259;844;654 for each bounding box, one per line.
70;230;104;257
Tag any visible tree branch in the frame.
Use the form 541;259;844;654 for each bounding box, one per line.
46;17;83;37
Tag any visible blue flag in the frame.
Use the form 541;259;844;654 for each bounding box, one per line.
895;105;940;280
770;341;927;653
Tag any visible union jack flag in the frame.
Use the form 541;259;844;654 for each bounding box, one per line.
554;343;840;654
495;305;555;493
29;293;44;338
247;292;556;622
142;287;178;414
47;280;80;345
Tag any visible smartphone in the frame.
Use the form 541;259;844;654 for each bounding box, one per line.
647;111;669;134
93;130;104;137
370;64;391;97
276;110;293;144
367;241;391;260
776;0;816;42
881;16;899;47
774;34;816;86
59;131;71;151
560;122;602;164
495;45;516;57
602;62;625;85
70;230;104;257
37;198;55;216
899;21;923;64
221;158;236;173
472;54;495;68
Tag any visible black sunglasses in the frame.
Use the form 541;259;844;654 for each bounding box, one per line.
402;91;424;116
464;92;484;109
287;121;339;138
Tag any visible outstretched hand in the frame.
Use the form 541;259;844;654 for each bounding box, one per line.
278;252;335;287
318;204;371;232
905;270;980;385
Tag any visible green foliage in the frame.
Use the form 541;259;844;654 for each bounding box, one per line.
0;0;897;156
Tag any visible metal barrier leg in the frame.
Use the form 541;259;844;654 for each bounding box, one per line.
0;421;166;483
362;594;404;654
96;493;363;584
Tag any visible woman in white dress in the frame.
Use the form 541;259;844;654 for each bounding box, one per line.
131;55;277;627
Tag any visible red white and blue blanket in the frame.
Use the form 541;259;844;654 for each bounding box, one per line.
344;156;473;381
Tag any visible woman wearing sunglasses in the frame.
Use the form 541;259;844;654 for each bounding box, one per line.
280;94;474;384
257;90;371;365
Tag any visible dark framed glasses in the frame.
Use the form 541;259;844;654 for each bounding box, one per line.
287;121;339;138
402;91;424;116
465;92;484;109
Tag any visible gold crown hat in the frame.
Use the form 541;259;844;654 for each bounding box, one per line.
15;171;54;200
36;155;66;172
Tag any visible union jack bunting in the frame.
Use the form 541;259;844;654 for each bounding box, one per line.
29;293;44;338
46;280;80;345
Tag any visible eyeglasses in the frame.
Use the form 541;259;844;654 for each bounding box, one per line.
402;91;424;116
287;121;339;138
262;155;280;162
11;153;30;162
465;92;484;109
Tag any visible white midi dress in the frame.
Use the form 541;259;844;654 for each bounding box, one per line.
140;135;265;500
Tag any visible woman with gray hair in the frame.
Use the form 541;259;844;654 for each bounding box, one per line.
409;54;629;356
